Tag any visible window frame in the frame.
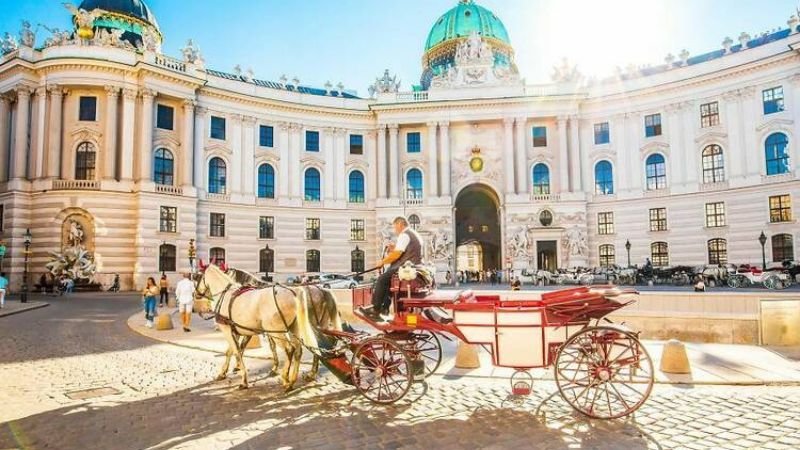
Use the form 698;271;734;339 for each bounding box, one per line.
406;168;424;199
305;218;321;240
259;125;274;147
765;132;790;176
598;244;615;268
348;170;365;203
406;132;421;153
644;113;662;137
769;195;792;223
306;249;321;273
597;212;615;235
209;247;226;265
210;116;226;140
208;157;227;194
649;207;668;232
408;214;421;231
351;247;365;273
350;218;365;241
700;101;720;128
701;144;725;184
707;238;728;265
153;148;175;186
532;163;551;195
258;216;275;240
650;242;669;266
259;247;275;273
158;243;177;272
771;234;795;262
645;153;667;190
159;206;178;233
705;202;726;228
156;104;174;131
762;86;785;115
532;126;547;147
305;130;320;152
78;96;97;122
257;164;275;199
304;168;321;202
209;212;226;237
349;134;364;155
594;122;610;145
594;160;614;195
75;141;97;180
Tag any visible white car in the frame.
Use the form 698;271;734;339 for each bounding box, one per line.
318;273;358;289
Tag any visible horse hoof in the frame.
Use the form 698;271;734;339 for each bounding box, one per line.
215;374;227;381
238;384;249;390
232;367;240;373
267;370;278;378
302;372;317;382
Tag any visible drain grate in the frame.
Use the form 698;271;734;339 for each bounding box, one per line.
65;386;121;400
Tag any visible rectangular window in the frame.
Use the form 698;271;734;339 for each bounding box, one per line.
159;206;177;233
700;101;720;128
763;86;785;115
349;134;364;155
305;218;321;240
210;213;226;237
259;216;274;239
769;195;792;223
651;242;669;266
78;96;97;121
532;126;547;147
594;122;610;145
259;125;274;147
649;208;667;231
305;130;320;151
407;132;421;153
210;116;226;140
350;219;365;241
598;245;615;268
644;113;662;137
705;202;726;227
597;212;614;235
156;104;174;130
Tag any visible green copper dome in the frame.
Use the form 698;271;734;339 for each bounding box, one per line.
424;0;510;52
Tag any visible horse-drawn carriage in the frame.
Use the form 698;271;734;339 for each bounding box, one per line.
727;264;792;290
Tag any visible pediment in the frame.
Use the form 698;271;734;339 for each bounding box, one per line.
756;118;794;132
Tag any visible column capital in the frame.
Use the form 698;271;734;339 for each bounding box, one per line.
333;127;347;136
195;105;208;116
502;117;515;127
0;93;9;104
514;117;526;125
242;115;257;125
104;85;121;97
387;123;399;131
288;122;302;131
737;86;756;98
140;88;157;100
14;86;31;98
277;121;290;130
34;86;47;97
556;115;568;124
47;85;65;98
567;114;579;122
122;88;138;100
437;121;449;129
377;123;388;130
426;121;438;128
182;98;196;110
229;113;243;123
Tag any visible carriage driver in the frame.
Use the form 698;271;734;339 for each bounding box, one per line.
360;216;424;321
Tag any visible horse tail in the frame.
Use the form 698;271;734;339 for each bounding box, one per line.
294;287;319;350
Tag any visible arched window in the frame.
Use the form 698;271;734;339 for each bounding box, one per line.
406;168;423;199
208;157;227;194
532;163;550;195
75;142;97;180
598;244;615;268
348;170;365;203
306;249;321;273
257;164;275;199
153;148;174;186
765;132;790;175
408;214;421;231
707;238;727;265
650;242;669;266
701;145;725;184
772;233;794;262
304;168;321;201
158;243;176;272
351;247;365;273
645;154;667;190
209;247;226;266
594;160;614;195
259;246;274;273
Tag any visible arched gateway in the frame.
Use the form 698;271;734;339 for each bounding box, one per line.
454;184;501;273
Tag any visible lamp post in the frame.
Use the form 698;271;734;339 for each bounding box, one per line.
188;238;196;274
625;239;632;268
21;229;32;303
758;231;767;271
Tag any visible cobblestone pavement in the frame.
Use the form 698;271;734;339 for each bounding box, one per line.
2;294;800;450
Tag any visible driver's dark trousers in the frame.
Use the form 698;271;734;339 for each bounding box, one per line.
371;266;399;313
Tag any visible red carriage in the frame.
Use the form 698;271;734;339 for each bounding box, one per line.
316;265;655;419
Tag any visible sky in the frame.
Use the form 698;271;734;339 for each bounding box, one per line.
1;0;798;96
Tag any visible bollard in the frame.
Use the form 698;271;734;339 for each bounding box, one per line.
155;312;174;331
245;335;261;349
659;339;691;374
455;342;480;369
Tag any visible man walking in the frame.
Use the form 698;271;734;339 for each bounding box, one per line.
175;272;195;332
0;272;8;308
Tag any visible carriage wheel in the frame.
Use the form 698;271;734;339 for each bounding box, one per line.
763;274;778;290
579;275;593;286
728;275;744;288
387;330;443;379
351;337;413;404
554;326;654;419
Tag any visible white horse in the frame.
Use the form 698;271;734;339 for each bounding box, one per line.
195;264;340;390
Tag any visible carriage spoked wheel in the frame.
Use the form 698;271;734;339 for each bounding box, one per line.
763;274;789;290
386;330;443;379
727;274;748;289
351;337;413;404
554;326;654;419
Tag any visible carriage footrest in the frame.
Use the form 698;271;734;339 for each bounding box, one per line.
422;307;453;325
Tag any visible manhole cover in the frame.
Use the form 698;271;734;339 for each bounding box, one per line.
65;386;121;400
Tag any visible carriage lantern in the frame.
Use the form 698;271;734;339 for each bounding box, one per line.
758;231;767;270
625;239;632;268
188;238;197;273
21;228;32;303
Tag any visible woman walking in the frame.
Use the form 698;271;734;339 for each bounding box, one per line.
159;273;169;307
142;277;159;328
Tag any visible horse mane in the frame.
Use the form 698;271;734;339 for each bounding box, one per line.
227;267;269;288
293;286;319;350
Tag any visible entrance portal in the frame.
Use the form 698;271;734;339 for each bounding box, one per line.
536;240;557;272
454;184;501;273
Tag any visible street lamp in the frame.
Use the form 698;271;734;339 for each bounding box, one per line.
21;228;32;303
758;231;767;271
188;238;196;273
625;239;632;268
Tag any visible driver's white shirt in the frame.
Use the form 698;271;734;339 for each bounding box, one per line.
395;227;411;252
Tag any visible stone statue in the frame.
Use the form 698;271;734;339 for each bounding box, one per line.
431;30;520;90
427;230;451;261
42;27;72;48
47;215;96;281
564;226;588;256
19;20;35;48
68;220;85;248
180;38;200;62
0;32;18;54
508;226;531;258
140;26;159;52
550;57;583;83
63;3;104;38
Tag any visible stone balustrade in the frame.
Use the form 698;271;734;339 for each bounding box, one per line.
52;179;100;190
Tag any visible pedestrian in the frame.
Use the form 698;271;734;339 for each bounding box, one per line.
445;270;452;285
175;272;195;332
142;277;159;328
0;272;8;309
693;278;706;292
159;273;169;307
511;276;521;291
109;273;120;293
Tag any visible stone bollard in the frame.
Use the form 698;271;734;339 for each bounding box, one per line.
245;335;261;349
659;339;691;374
455;342;480;369
155;312;174;331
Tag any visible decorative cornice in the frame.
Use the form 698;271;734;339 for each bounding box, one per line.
48;85;64;98
14;86;31;98
437;121;449;128
195;105;208;115
387;123;399;131
140;88;157;99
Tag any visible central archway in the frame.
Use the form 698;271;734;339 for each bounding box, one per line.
454;184;501;274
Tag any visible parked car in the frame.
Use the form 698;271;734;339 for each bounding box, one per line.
318;273;358;289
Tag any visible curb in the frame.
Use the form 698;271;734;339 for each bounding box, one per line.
0;302;49;318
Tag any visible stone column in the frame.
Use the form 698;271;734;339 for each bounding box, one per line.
439;121;451;197
366;129;378;201
278;122;290;198
31;87;47;179
426;122;439;197
138;89;155;183
11;87;31;180
665;104;683;186
193;106;207;190
334;128;347;200
323;127;335;201
557;116;569;193
388;123;399;199
241;116;256;196
181;99;195;189
514;117;527;194
119;88;137;180
46;86;64;179
0;95;10;181
376;124;387;198
103;86;119;180
568;115;582;192
230;114;243;195
680;101;697;185
740;87;759;179
289;123;301;199
503;117;515;197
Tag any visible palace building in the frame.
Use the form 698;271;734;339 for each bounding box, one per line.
0;0;799;289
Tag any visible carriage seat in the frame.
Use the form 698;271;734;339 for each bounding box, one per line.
390;263;435;297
